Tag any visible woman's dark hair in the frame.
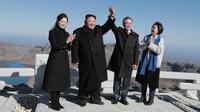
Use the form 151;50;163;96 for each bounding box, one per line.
51;13;68;30
153;22;164;35
56;13;68;23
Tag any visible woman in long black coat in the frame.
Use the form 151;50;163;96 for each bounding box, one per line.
42;13;76;111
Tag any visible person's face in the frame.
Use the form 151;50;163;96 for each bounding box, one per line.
86;17;96;30
123;19;132;31
58;17;68;29
151;24;159;35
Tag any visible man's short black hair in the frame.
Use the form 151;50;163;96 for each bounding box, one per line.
85;14;96;20
153;22;164;35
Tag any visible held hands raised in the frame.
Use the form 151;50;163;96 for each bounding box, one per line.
109;6;115;17
66;34;76;44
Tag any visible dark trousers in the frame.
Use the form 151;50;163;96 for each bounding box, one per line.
113;73;130;100
141;71;156;100
79;83;101;103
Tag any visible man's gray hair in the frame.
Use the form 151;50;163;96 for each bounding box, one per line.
123;16;133;23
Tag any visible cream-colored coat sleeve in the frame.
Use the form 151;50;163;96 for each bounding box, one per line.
148;37;164;55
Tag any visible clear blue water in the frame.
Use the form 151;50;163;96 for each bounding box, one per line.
7;61;26;68
0;77;31;85
0;61;31;85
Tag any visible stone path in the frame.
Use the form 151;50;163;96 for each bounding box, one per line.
35;92;186;112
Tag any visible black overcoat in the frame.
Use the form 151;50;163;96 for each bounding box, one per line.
72;17;114;91
42;26;71;92
108;24;139;79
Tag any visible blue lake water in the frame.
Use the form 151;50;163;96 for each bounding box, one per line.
0;76;31;85
7;61;26;68
0;61;31;85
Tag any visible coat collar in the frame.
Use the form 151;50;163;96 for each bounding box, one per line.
83;25;96;32
121;27;137;37
82;25;97;41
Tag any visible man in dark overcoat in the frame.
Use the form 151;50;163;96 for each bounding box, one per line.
72;7;115;106
108;16;139;105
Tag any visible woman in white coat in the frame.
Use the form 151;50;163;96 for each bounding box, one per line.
136;22;164;105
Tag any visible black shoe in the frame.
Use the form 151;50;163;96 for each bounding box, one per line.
144;99;154;106
111;98;118;104
136;97;146;103
80;103;86;107
58;102;64;109
50;102;60;111
120;99;129;105
100;88;104;92
90;99;104;105
79;100;87;107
